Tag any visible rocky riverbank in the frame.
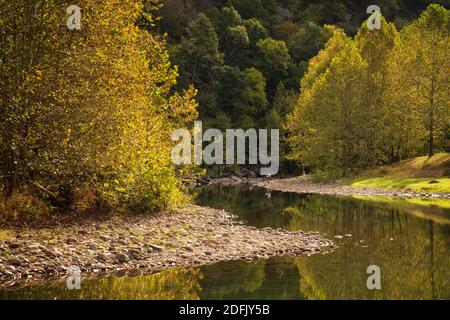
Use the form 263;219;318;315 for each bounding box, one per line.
0;205;333;287
254;177;450;199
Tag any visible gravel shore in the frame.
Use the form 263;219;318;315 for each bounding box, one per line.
0;204;333;287
254;177;450;199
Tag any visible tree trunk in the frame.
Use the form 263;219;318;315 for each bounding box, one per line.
427;128;434;158
4;149;16;197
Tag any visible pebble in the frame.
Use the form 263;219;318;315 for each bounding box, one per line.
65;237;78;245
7;258;22;266
8;242;20;249
115;253;128;263
96;254;108;262
148;244;163;252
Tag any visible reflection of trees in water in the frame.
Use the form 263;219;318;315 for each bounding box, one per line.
292;210;449;299
199;257;303;300
196;184;450;299
195;184;450;226
198;260;265;299
0;268;203;300
4;185;448;299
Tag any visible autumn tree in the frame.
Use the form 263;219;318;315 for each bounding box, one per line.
355;15;403;164
395;4;449;157
292;41;369;174
287;5;449;176
286;27;350;172
0;0;197;211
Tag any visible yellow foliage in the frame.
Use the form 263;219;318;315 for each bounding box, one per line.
0;0;198;212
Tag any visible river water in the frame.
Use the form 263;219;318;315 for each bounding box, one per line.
1;184;449;299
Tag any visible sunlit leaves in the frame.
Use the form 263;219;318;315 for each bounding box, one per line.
0;0;198;211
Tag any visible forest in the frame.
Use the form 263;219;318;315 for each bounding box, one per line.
0;0;449;213
159;0;449;176
0;0;450;218
0;0;449;303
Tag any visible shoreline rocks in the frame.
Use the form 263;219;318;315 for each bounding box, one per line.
253;177;450;199
0;205;333;287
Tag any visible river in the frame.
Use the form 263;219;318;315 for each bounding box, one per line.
1;184;449;299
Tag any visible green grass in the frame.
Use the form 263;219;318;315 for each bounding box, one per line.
348;153;450;193
351;177;450;193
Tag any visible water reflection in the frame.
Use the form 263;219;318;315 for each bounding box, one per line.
195;184;450;299
1;184;449;299
0;269;203;300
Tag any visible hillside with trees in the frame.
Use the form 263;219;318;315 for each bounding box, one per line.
0;0;449;302
156;0;449;176
286;4;449;176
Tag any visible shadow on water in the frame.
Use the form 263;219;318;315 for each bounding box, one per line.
1;184;449;299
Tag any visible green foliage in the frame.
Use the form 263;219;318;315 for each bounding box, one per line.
161;1;332;176
273;21;329;62
243;18;269;47
286;5;450;176
223;25;250;65
230;0;271;22
352;177;450;193
176;13;224;87
175;13;223;119
234;68;268;128
158;1;446;176
256;38;291;92
398;4;450;157
218;66;269;128
220;6;243;29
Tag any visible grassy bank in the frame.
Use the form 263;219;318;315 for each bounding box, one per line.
350;153;450;193
352;177;450;193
